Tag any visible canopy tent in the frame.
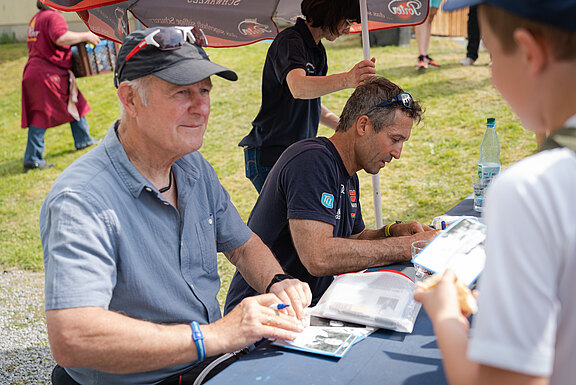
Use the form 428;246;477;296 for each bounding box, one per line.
42;0;430;227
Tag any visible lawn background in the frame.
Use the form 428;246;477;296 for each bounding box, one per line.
0;35;535;306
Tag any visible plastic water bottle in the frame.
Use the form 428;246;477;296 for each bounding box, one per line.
478;118;500;182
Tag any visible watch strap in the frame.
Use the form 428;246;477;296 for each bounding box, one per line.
265;273;294;293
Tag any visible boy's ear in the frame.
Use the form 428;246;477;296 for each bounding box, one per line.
513;28;548;77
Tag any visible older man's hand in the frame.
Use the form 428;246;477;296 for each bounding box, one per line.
268;279;312;321
202;293;305;357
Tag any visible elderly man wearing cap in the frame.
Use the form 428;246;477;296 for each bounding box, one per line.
414;1;576;385
40;27;311;385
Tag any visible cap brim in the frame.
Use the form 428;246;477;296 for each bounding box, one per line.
443;0;485;11
153;58;238;85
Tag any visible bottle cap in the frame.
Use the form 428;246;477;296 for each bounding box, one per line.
487;117;495;124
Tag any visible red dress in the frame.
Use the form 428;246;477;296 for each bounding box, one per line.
21;10;90;129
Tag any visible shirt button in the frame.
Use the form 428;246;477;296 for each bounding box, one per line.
163;201;170;206
208;218;213;225
145;187;152;192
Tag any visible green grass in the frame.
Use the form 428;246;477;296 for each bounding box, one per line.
0;36;535;305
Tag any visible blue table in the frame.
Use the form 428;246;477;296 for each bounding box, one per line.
207;197;478;385
444;194;481;218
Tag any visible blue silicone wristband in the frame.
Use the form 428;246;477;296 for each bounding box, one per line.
190;321;206;362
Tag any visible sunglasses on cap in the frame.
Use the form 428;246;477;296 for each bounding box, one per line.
115;27;208;87
364;92;414;115
125;26;208;62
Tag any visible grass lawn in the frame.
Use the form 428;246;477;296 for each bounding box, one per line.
0;35;535;306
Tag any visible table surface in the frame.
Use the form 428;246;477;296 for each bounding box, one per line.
207;197;479;385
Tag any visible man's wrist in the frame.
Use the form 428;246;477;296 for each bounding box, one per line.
190;321;206;362
265;273;294;293
384;221;403;237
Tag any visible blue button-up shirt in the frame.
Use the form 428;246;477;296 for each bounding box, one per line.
40;121;253;384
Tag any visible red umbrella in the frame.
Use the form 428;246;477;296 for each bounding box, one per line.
41;0;429;227
40;0;428;46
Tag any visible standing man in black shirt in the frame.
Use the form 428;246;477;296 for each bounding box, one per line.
239;0;377;192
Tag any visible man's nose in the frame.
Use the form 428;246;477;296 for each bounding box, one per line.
391;146;402;159
189;96;210;113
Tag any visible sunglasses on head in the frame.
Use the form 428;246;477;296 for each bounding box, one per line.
115;26;208;87
125;26;208;62
364;92;414;115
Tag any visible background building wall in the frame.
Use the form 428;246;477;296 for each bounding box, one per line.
0;1;92;43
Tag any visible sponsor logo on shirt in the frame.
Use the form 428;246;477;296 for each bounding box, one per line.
306;62;316;75
27;16;39;42
321;192;334;209
351;212;356;218
349;189;356;202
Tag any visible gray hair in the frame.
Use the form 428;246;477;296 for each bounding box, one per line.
336;77;423;133
119;75;154;118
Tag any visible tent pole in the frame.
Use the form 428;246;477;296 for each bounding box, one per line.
359;0;383;229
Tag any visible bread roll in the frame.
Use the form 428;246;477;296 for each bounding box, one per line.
417;273;478;314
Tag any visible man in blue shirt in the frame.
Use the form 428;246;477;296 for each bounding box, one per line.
41;27;311;385
226;77;438;312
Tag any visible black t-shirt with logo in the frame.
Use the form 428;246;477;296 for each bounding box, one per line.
225;138;365;313
238;18;327;166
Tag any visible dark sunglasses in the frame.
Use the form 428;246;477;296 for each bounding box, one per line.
364;92;414;115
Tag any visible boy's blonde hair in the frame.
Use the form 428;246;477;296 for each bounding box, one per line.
480;4;576;61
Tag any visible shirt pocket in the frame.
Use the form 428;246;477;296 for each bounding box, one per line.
195;214;218;274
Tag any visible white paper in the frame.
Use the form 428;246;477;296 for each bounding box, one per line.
271;326;359;358
309;271;421;333
412;217;486;286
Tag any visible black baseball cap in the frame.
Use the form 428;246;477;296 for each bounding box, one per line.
443;0;576;32
114;27;237;88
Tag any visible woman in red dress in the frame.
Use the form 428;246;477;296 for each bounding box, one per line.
21;1;101;171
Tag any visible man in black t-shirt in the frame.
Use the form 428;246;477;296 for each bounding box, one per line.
226;77;439;311
238;0;377;193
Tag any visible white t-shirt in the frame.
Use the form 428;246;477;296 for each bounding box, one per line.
467;124;576;384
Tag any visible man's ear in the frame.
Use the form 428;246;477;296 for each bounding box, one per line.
117;82;138;117
355;115;370;137
514;28;548;77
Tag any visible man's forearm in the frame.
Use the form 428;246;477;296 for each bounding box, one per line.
225;233;284;293
320;104;339;130
287;69;349;99
298;236;413;277
47;308;199;373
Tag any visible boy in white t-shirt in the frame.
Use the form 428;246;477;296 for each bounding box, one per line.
414;1;576;385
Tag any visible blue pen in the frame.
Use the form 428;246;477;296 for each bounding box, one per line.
268;304;290;310
441;221;447;230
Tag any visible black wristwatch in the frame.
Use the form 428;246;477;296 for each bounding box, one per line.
265;273;294;293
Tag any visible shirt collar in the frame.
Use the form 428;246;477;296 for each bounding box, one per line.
103;120;153;199
294;17;321;50
319;137;353;180
102;120;202;199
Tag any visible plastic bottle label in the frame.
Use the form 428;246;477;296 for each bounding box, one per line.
478;163;500;181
